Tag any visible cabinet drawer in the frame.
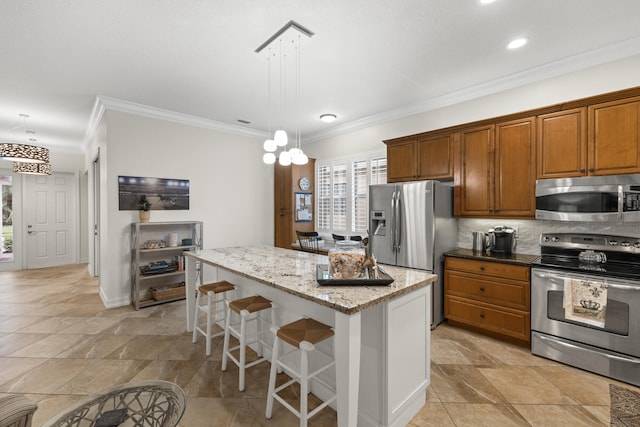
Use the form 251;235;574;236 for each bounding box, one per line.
445;257;530;281
445;271;530;310
445;296;530;342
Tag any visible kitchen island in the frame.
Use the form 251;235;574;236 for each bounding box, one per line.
184;245;436;427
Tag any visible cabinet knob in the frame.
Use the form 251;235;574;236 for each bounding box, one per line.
479;287;485;292
479;312;485;318
580;168;586;173
589;168;595;172
479;266;485;271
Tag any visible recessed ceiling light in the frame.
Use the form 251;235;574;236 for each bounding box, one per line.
479;0;496;4
507;37;529;50
320;113;337;123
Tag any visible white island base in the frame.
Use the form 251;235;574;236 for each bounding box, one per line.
185;247;433;427
356;286;430;426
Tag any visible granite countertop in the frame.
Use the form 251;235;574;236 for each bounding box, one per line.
444;248;539;266
186;245;436;315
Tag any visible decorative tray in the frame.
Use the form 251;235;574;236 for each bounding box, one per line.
316;264;394;286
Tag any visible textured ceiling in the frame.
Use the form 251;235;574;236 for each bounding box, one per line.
1;0;640;154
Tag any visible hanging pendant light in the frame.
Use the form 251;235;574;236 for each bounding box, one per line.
0;114;50;164
263;152;276;164
0;143;49;163
262;49;278;160
278;150;292;166
257;21;313;166
13;161;52;175
274;129;288;147
291;34;308;165
263;139;277;152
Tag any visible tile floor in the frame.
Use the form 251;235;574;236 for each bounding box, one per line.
0;263;638;426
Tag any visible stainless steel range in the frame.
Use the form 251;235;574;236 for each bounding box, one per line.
531;233;640;386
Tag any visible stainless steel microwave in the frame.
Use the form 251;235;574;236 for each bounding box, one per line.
535;174;640;222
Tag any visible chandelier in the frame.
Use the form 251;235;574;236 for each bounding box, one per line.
257;21;313;166
0;114;52;175
13;161;52;175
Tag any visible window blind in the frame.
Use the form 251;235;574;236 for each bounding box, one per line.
332;163;347;231
315;152;386;236
352;160;368;233
317;165;331;230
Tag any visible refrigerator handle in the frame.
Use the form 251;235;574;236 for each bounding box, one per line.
396;190;402;251
391;190;397;252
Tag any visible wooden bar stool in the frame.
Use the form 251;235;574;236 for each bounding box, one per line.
192;280;236;356
265;318;336;427
221;295;276;391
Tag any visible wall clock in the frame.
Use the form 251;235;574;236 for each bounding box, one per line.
299;177;310;191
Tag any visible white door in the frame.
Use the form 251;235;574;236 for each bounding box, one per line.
24;172;78;269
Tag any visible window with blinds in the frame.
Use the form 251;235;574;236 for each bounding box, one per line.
352;160;368;233
333;164;347;231
317;165;331;230
316;153;386;236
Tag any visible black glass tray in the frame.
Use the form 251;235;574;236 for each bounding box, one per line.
316;264;394;286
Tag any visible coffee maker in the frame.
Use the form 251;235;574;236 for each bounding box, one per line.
488;226;516;254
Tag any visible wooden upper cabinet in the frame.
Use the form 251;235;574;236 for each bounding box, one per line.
385;134;454;182
588;96;640;175
494;117;536;217
386;137;417;182
455;118;536;218
418;134;454;180
537;108;587;178
455;125;494;217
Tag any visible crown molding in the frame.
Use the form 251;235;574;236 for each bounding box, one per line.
304;36;640;144
81;96;106;153
82;96;267;150
80;36;640;149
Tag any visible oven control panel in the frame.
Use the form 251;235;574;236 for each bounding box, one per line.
540;233;640;254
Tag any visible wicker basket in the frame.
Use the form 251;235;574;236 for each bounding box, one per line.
150;283;185;301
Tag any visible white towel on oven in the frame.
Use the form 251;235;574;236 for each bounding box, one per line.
564;278;607;328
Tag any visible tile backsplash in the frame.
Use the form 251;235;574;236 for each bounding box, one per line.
458;218;640;255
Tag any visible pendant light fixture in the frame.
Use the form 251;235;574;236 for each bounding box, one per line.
262;47;277;165
13;161;52;175
290;35;308;166
258;21;313;166
0;114;50;164
274;37;288;150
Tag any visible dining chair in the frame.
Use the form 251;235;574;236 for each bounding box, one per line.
332;233;362;243
296;231;320;253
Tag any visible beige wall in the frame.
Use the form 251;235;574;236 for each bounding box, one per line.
88;110;271;307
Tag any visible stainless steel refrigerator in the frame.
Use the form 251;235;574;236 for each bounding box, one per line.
369;180;457;328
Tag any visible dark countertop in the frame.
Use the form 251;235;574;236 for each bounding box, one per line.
444;248;539;266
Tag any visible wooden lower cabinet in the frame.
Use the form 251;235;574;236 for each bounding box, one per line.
444;256;531;346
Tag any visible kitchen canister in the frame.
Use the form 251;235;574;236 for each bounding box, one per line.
472;231;488;253
328;240;366;279
168;233;178;247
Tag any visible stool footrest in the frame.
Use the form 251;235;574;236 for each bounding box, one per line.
277;348;335;380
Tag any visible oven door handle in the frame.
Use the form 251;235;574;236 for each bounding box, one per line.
536;334;640;364
533;270;640;291
605;283;640;291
